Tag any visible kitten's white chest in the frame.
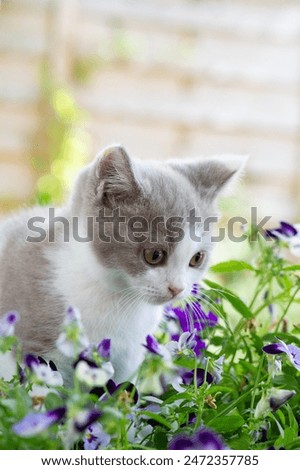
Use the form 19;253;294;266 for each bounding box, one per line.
51;242;163;381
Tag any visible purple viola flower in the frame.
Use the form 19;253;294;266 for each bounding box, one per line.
181;368;214;387
74;409;102;433
25;354;40;370
169;302;218;333
168;427;226;450
266;221;298;239
13;407;66;437
83;422;111;450
143;335;161;355
0;311;20;337
97;339;111;359
262;339;300;371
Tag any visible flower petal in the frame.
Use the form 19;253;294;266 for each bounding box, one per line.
143;335;161;355
13;407;66;437
0;311;20;337
168;435;195;450
195;428;226;450
280;221;298;237
181;368;213;387
97;339;111;359
262;343;286;355
83;423;111;450
269;388;296;412
74;409;102;433
75;360;114;387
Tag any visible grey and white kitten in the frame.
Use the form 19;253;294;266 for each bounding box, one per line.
0;145;245;382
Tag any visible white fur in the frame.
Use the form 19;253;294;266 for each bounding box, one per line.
49;240;162;381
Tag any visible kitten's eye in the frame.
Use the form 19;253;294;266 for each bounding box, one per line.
189;251;206;268
143;248;166;266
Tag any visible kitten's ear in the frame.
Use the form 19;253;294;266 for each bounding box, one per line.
169;155;248;201
95;144;142;205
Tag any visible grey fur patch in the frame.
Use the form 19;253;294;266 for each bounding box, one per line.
0;209;65;355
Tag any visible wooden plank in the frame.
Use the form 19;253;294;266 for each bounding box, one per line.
73;82;299;136
0;162;34;200
0;4;48;55
80;0;300;43
47;0;79;83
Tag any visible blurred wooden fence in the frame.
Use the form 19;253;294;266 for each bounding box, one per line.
1;0;300;219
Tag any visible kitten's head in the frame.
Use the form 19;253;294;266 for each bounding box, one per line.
81;144;246;305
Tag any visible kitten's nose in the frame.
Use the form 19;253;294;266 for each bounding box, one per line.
168;286;184;298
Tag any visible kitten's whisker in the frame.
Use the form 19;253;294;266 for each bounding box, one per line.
114;291;146;338
198;293;224;319
189;301;209;331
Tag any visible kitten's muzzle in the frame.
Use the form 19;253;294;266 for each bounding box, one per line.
168;285;184;298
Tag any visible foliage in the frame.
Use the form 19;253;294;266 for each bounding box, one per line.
0;230;299;450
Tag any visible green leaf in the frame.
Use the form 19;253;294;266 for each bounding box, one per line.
210;260;255;273
228;434;251;450
141;411;172;429
164;392;191;404
286;405;298;434
44;393;64;411
153;429;168;450
262;332;300;348
273;374;299;392
282;265;300;271
275;427;297;448
204;280;253;319
208;414;245;433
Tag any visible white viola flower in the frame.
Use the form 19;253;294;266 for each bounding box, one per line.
267;221;300;257
166;330;197;356
75;360;114;387
25;355;63;387
33;364;63;387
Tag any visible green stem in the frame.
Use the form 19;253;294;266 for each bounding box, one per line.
250;355;264;414
193;357;209;431
275;285;300;333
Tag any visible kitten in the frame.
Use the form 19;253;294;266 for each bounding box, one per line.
0;145;246;382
